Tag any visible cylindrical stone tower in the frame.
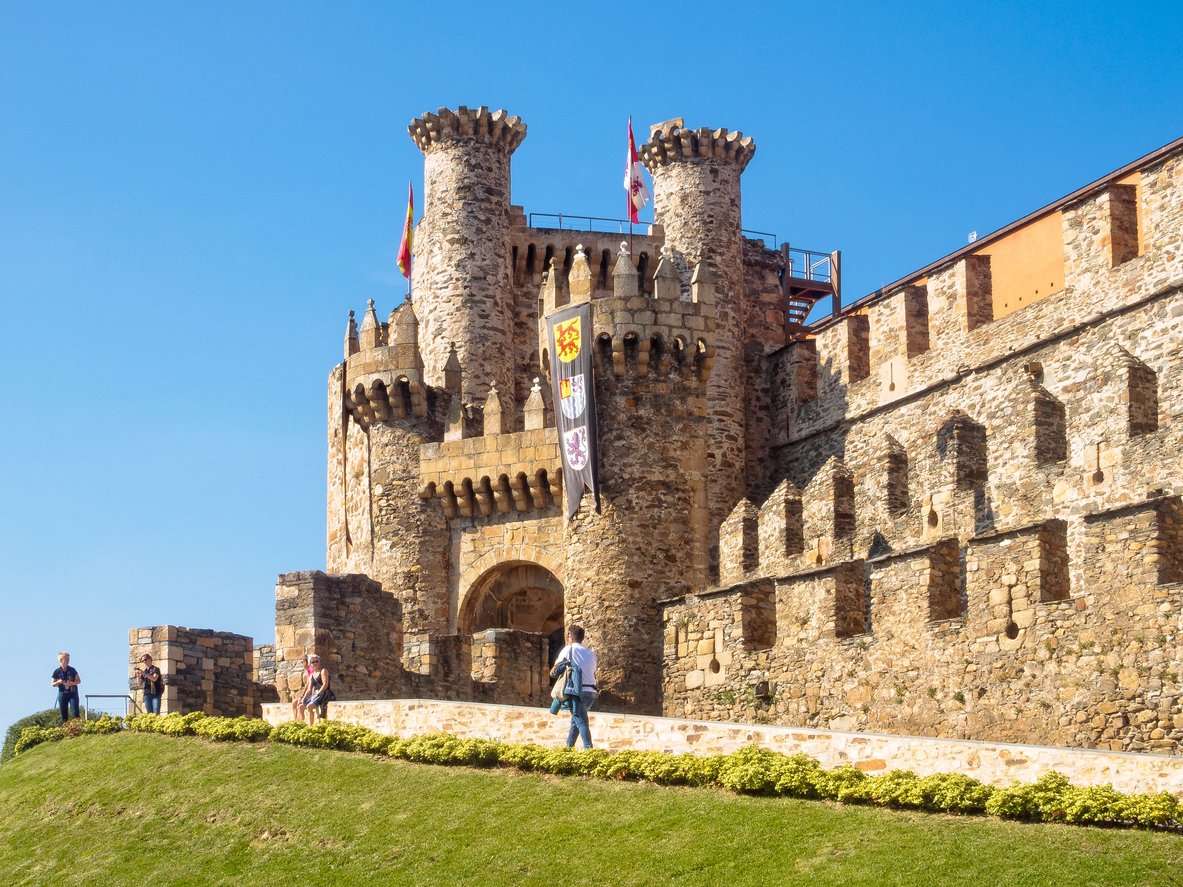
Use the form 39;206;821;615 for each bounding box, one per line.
640;121;755;576
408;106;526;408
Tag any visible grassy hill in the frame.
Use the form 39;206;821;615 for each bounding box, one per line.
1;733;1180;886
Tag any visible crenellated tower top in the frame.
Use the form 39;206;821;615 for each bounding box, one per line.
640;119;756;172
408;106;527;154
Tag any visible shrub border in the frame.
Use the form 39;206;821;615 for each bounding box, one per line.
12;714;1182;831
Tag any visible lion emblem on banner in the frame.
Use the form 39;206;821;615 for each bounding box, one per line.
555;316;582;363
563;426;590;471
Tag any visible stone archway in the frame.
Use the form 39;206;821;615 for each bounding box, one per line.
458;561;564;660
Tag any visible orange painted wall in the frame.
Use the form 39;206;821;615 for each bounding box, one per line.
973;211;1065;320
974;171;1142;321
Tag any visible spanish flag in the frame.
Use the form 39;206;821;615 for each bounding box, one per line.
397;181;414;279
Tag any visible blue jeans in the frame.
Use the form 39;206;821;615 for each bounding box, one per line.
566;690;598;749
58;689;79;722
143;693;161;714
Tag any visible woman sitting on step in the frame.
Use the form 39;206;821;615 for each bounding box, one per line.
304;654;334;726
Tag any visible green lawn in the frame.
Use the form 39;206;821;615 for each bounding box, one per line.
1;733;1180;886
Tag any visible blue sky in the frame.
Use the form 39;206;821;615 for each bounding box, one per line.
1;2;1179;735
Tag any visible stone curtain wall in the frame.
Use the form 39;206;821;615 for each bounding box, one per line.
662;507;1183;752
128;626;257;716
660;150;1183;752
259;698;1183;798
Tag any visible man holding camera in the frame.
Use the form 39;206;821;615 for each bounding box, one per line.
135;653;164;714
51;651;81;722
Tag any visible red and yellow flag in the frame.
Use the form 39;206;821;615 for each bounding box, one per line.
397;181;414;279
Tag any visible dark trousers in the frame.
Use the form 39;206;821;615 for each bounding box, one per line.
58;689;80;722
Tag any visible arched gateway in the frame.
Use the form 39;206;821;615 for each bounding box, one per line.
458;561;564;660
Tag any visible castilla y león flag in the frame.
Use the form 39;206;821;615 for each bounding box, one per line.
546;303;601;518
624;117;650;224
397;181;414;279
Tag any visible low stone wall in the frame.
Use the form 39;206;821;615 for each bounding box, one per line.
260;698;1183;796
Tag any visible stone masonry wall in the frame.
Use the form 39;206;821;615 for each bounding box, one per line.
662;506;1183;753
128;626;256;716
662;146;1183;752
273;571;405;704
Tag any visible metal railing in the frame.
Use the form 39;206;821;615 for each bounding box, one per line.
528;212;651;234
742;228;778;249
783;247;834;284
84;694;140;720
523;217;838;292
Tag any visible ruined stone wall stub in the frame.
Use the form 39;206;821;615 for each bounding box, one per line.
129;627;256;717
409;108;525;406
273;571;404;704
642;124;754;576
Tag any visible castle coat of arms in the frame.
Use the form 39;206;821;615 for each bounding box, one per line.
559;374;586;420
563;426;590;471
555;316;582;363
546;303;601;518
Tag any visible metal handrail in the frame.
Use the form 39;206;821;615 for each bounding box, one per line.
784;248;833;284
521;217;841;290
84;694;140;720
527;212;651;233
742;228;778;249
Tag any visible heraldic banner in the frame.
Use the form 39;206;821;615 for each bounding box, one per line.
546;303;601;518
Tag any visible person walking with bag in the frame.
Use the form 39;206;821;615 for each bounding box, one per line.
549;625;598;749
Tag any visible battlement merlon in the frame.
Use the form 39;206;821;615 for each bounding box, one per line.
407;106;527;154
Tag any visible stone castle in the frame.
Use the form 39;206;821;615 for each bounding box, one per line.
132;106;1183;756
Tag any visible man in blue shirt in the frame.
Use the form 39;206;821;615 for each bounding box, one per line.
51;651;81;722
